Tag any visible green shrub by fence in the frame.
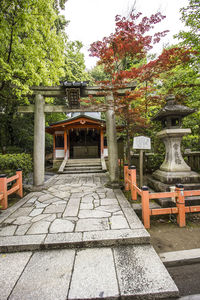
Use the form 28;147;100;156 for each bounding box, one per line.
0;153;32;177
131;153;165;174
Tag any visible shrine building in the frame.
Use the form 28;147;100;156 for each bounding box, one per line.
45;112;108;164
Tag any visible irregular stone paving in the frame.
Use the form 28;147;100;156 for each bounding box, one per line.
0;173;149;251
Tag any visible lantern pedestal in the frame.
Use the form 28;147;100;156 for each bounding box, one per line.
147;128;200;193
147;95;200;205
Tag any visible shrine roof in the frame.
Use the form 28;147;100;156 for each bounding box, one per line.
45;114;106;134
49;114;105;126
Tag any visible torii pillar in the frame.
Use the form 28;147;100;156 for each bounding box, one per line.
105;92;119;187
33;94;45;186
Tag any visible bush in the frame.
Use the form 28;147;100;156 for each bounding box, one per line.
0;153;32;177
3;146;24;154
131;153;165;174
145;153;165;173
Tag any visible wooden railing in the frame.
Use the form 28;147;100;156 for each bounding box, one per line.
124;164;200;229
0;170;23;210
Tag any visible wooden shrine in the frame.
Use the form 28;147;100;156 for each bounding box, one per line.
46;113;107;166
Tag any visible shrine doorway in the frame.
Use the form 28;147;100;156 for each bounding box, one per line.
69;128;100;159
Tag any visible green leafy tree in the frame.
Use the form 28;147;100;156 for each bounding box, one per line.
159;0;200;151
0;0;66;98
0;0;67;151
0;0;90;153
176;0;200;64
63;40;90;82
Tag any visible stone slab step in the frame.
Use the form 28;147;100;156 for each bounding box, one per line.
64;168;102;172
67;161;101;164
67;159;101;164
66;163;101;167
3;245;179;300
63;169;105;174
0;229;150;253
65;166;102;170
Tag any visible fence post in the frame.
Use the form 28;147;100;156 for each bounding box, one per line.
176;184;186;227
124;164;129;191
129;166;137;201
141;186;150;229
0;174;8;210
16;169;23;198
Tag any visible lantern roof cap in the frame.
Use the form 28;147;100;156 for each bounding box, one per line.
152;94;195;121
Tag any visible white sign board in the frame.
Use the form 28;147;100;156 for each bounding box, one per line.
133;136;151;150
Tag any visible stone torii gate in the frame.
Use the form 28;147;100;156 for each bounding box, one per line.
18;83;135;187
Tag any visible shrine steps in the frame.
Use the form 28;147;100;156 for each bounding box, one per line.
62;158;106;174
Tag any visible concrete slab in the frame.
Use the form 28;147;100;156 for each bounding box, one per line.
13;216;32;225
0;193;33;223
43;204;66;214
15;224;31;236
0;234;46;253
0;252;32;300
83;228;150;247
114;189;145;229
121;207;144;229
9;249;75;300
75;218;109;232
114;189;132;208
29;208;44;217
27;220;50;234
179;295;200;300
80;202;94;209
37;193;53;202
42;197;63;204
0;225;17;236
68;248;119;300
49;219;74;233
109;215;129;229
31;214;49;223
34;201;48;208
114;245;179;299
160;248;200;267
101;198;118;205
44;232;83;249
8;207;33;219
79;209;111;219
96;204;121;213
63;197;81;217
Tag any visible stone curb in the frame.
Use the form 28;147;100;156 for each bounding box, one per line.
178;295;200;300
0;228;150;253
160;248;200;267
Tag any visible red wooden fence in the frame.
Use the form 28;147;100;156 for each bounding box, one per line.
124;164;200;229
0;170;23;210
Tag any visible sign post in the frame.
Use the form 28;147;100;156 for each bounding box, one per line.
133;136;151;187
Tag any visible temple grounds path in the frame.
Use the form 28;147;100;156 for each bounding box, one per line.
0;173;179;299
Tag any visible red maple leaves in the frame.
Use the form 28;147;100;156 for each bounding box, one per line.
86;11;194;162
89;12;169;75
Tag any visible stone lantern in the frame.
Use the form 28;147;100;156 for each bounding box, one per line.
147;94;200;192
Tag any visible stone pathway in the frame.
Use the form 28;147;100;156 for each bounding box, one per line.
0;245;179;300
0;173;149;252
0;172;179;299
